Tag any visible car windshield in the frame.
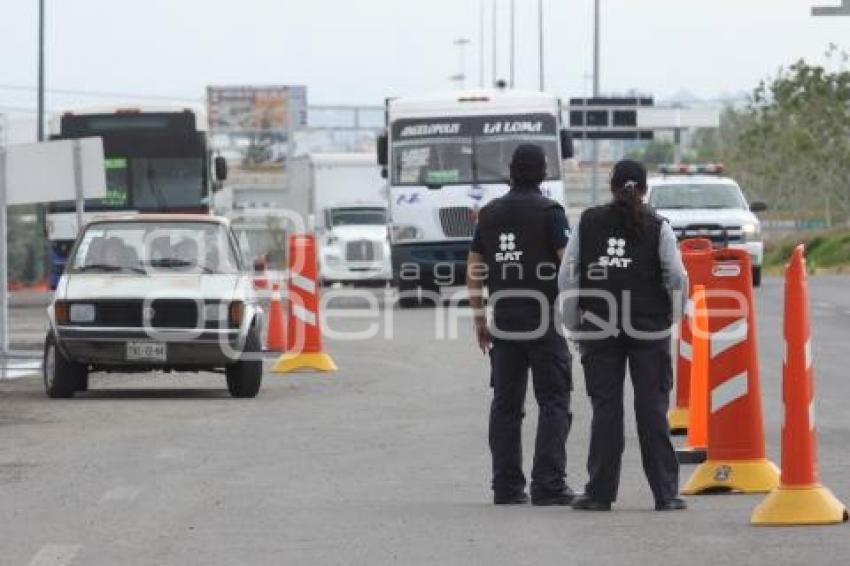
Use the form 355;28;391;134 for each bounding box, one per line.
648;183;747;210
390;113;561;186
330;208;387;226
70;221;240;274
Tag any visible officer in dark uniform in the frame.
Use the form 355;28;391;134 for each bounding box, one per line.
558;159;687;511
467;144;573;506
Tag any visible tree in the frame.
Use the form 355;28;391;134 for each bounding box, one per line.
721;49;850;225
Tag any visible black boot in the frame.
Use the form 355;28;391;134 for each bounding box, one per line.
571;494;612;511
655;497;687;511
494;492;529;505
531;486;576;506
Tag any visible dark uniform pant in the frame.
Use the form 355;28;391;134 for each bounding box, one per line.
489;325;572;496
579;332;679;503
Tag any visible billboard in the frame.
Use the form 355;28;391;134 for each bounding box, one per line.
206;85;307;184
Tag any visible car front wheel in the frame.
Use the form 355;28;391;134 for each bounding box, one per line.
44;332;88;399
226;327;263;398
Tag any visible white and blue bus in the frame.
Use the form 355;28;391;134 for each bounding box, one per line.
45;108;226;288
377;89;573;307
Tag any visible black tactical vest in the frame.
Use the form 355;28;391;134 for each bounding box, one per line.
476;188;563;330
578;203;671;328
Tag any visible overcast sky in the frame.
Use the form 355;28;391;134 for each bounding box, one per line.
1;0;849;112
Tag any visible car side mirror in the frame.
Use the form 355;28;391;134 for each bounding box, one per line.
560;129;574;160
214;156;228;182
377;132;388;167
749;201;767;213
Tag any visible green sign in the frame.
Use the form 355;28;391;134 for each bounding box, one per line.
104;157;128;170
425;169;460;185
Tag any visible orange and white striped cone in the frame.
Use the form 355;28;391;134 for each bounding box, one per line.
272;234;337;373
682;249;779;494
676;285;709;464
669;238;714;435
751;246;848;525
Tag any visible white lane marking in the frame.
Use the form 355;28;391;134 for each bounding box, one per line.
28;544;81;566
291;303;317;326
711;372;748;413
100;486;141;502
290;273;316;295
710;319;748;359
679;340;692;361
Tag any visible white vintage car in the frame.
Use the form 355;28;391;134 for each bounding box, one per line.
44;215;265;398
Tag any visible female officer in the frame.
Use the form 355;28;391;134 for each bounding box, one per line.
558;159;688;511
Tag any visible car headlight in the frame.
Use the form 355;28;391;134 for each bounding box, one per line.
391;225;424;242
69;303;96;323
742;222;761;239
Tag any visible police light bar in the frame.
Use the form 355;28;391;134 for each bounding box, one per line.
658;163;725;176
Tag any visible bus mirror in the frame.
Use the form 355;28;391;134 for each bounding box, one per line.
214;156;228;181
750;201;768;213
560;130;575;160
381;167;388;179
377;133;388;167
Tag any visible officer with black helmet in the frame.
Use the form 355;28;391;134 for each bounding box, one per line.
559;159;688;511
467;144;574;506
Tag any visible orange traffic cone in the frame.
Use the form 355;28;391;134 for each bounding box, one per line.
265;283;286;352
683;249;779;494
272;234;337;373
676;285;709;464
669;238;714;435
751;245;848;525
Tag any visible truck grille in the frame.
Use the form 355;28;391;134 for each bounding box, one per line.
439;207;476;238
89;299;201;328
345;240;382;262
675;224;743;245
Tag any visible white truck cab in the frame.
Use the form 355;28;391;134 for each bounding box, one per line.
318;204;392;285
377;89;573;307
646;164;768;286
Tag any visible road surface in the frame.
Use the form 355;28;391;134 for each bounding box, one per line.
1;277;849;565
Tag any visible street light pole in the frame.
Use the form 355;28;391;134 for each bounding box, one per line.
492;0;498;86
509;0;516;88
479;0;486;87
37;0;45;142
538;0;545;91
590;0;601;205
453;37;471;90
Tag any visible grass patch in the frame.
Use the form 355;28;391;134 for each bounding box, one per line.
764;229;850;273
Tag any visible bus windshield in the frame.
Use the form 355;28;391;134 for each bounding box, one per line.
390;113;561;186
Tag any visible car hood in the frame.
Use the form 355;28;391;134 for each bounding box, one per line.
654;208;757;228
61;274;243;301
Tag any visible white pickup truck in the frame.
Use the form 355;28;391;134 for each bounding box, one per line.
646;164;768;286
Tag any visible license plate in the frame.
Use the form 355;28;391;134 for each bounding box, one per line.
126;342;167;361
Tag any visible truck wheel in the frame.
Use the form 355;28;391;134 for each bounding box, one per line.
226;327;263;398
752;266;762;288
43;333;87;399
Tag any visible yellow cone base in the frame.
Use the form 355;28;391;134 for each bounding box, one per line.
751;485;849;526
682;458;780;495
667;407;690;435
272;351;338;373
